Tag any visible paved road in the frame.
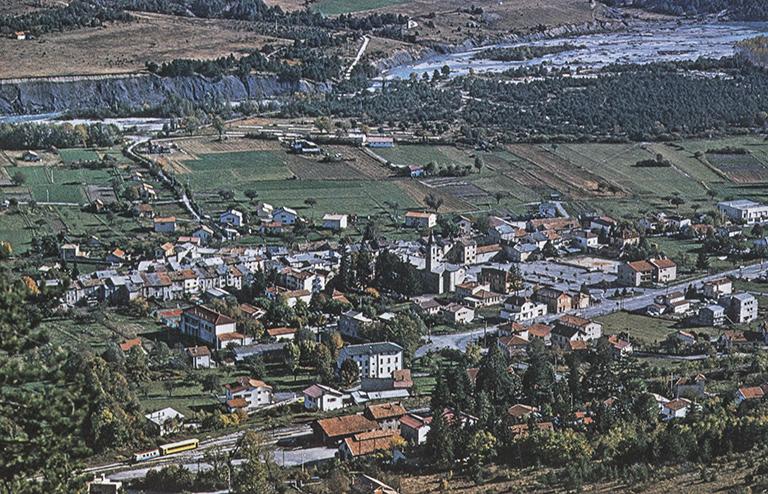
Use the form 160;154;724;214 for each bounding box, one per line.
415;262;768;358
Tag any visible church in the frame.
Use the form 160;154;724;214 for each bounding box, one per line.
420;231;466;295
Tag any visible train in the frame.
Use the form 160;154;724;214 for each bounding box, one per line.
132;438;199;463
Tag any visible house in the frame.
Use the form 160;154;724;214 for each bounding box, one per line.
407;165;425;178
399;413;432;445
303;384;346;412
338;310;374;339
414;298;441;316
145;407;184;436
219;208;244;227
674;374;707;398
322;213;349;231
22;150;40;162
15;31;27;41
719;330;753;351
735;385;766;405
364;402;407;430
337;342;404;379
266;326;296;341
535;288;572;314
87;475;123;494
441;303;475;325
509;243;539;262
273;207;300;225
255;202;274;219
290;139;321;154
718;199;768;224
180;304;242;349
550;325;583;351
366;135;395;148
119;338;144;353
192;225;215;243
703;278;733;299
497;335;530;359
404;211;437;229
699;304;725;326
132;203;155;218
509;421;555;437
185;345;212;369
351;474;399;494
60;243;84;261
558;314;604;336
661;398;692;420
224;377;273;412
618;258;676;286
500;296;548;322
528;323;553;344
607;335;633;357
314;414;378;445
106;248;128;265
508;404;538;421
574;231;599;250
479;266;521;295
339;429;402;460
463;289;504;308
618;260;654;287
650;258;677;283
154;216;177;233
721;293;758;324
674;330;697;346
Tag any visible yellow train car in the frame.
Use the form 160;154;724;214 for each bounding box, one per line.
159;438;199;456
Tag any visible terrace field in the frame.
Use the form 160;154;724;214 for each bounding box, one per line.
179;150;295;188
312;0;411;15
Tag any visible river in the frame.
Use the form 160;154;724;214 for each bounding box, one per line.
382;21;768;80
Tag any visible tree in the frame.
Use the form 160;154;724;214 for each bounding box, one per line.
339;358;359;387
522;339;556;407
425;410;455;469
244;189;259;201
233;431;280;494
474;155;484;173
11;171;26;185
696;250;710;271
211;114;225;141
201;373;222;395
283;341;301;381
494;191;505;205
476;345;520;415
425;192;444;213
466;430;497;478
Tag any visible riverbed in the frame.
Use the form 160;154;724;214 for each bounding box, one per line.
382;21;768;80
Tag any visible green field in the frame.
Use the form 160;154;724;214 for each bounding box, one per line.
595;311;719;345
1;165;115;203
372;145;476;169
198;178;418;219
183;151;294;190
59;148;101;164
313;0;409;15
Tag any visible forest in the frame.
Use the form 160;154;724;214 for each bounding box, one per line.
0;122;122;150
473;44;584;62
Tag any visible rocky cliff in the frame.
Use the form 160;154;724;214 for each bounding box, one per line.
0;73;331;116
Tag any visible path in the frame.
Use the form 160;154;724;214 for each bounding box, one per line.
344;35;370;80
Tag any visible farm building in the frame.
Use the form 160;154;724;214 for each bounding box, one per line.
366;135;394;148
153;217;177;233
322;214;348;231
404;211;436;229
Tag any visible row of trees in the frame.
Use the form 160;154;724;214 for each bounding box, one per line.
0;122;122;150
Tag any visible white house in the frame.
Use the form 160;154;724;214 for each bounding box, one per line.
153;216;177;234
718;199;768;224
338;310;374;339
441;303;475;325
224;377;273;412
322;213;349;231
337;342;404;379
192;225;215;244
145;407;184;436
661;398;692;420
703;278;733;299
404;211;437;229
219;208;244;227
180;305;242;349
185;345;212;369
500;296;548;323
399;413;432;445
273;207;300;225
303;384;346;412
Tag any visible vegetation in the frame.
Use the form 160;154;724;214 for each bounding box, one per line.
473;44;584;62
600;0;768;20
0;123;121;150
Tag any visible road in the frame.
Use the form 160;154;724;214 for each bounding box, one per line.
415;262;768;357
344;35;370;80
124;138;200;221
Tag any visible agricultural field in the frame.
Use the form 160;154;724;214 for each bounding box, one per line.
311;0;411;15
595;311;719;345
704;151;768;183
1;164;116;203
0;13;279;79
178;151;295;189
59;148;101;165
370;144;476;169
